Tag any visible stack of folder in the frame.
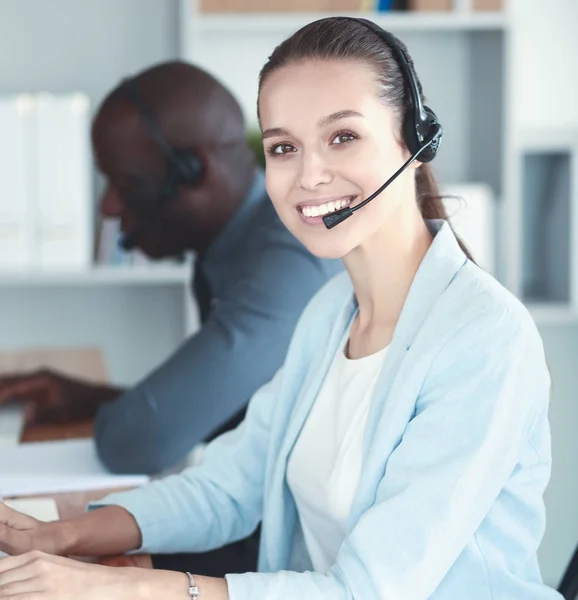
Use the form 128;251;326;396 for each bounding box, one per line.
0;92;92;273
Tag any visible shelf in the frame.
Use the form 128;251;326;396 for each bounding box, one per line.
0;265;191;287
527;302;578;325
515;127;578;152
190;11;510;33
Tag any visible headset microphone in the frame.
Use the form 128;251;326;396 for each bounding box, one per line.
119;231;140;251
322;130;441;229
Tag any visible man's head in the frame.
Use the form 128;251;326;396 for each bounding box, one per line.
93;61;256;258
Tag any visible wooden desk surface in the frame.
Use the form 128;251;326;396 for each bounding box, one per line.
16;418;152;569
20;419;94;443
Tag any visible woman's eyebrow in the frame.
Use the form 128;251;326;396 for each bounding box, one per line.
262;109;364;140
262;126;290;140
317;109;364;127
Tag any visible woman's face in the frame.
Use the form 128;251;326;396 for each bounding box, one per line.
259;59;417;259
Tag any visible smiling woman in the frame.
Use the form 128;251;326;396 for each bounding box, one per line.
0;16;562;600
257;26;469;257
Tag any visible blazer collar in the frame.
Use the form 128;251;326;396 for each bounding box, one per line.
388;218;467;352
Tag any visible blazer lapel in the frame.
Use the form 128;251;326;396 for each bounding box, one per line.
349;220;468;525
278;290;357;468
264;278;357;569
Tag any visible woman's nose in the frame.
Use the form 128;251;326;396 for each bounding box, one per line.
298;150;333;191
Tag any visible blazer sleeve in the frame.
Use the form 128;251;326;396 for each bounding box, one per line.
88;365;285;554
225;308;551;600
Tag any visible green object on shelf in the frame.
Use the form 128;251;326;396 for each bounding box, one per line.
247;128;265;169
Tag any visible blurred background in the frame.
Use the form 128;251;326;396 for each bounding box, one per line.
0;0;576;588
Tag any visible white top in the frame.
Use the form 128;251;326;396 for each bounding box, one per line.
287;335;389;573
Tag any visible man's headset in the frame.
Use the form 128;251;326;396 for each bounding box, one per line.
322;17;443;229
118;77;204;250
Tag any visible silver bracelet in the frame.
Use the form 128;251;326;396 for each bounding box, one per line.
186;572;199;599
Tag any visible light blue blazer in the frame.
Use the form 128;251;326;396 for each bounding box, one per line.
93;220;562;599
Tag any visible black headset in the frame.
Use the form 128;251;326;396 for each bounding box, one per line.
117;77;205;250
322;17;443;229
349;17;442;162
121;76;204;206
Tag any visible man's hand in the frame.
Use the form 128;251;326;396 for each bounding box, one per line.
0;370;122;425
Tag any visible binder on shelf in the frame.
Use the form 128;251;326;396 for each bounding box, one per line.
472;0;502;9
377;0;393;10
408;0;452;10
35;93;92;271
0;95;36;272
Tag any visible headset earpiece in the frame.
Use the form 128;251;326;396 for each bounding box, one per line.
403;105;443;163
172;149;204;186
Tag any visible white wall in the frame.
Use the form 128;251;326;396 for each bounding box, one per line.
512;0;578;131
0;0;179;106
538;323;578;587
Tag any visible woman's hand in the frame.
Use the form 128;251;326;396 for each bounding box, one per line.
0;504;64;557
0;551;185;599
0;551;229;600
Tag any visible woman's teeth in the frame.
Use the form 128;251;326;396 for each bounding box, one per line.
301;198;351;218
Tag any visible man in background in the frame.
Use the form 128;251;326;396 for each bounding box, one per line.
0;61;341;569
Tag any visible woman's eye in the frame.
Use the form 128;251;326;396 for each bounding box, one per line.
331;132;356;145
269;143;295;156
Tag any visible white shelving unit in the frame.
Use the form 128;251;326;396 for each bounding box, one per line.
189;10;509;32
0;263;199;387
0;264;191;287
179;0;578;325
502;0;578;323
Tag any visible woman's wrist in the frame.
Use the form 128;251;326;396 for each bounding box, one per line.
137;570;197;600
139;570;229;600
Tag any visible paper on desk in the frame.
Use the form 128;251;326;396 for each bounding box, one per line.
0;347;108;382
0;438;149;497
0;402;26;446
4;498;60;521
